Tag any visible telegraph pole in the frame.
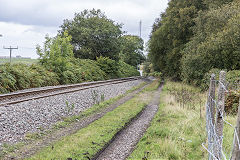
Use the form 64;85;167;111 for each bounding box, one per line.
139;20;142;38
3;46;18;63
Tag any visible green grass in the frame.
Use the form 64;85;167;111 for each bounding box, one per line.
53;82;147;129
128;81;208;160
0;58;38;65
129;81;237;160
0;142;25;158
0;82;146;159
26;81;158;160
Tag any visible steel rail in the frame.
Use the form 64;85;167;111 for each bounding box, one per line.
0;77;140;106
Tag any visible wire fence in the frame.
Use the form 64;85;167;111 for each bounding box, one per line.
203;71;240;160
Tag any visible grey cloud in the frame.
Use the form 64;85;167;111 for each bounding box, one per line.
0;0;168;58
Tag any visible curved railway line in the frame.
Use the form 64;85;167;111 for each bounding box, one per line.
0;77;141;107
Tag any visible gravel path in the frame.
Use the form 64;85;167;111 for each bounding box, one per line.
96;85;163;160
0;80;143;149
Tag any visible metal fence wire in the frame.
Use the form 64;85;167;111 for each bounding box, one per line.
203;71;240;160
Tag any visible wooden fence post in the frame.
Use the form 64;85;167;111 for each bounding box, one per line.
231;98;240;160
207;74;216;160
209;74;216;125
214;71;226;159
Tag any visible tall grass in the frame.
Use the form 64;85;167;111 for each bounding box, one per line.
129;81;237;160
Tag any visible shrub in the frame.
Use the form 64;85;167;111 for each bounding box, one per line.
96;56;119;79
0;64;16;93
0;63;59;94
72;59;106;81
202;69;240;90
202;69;240;115
117;61;140;78
148;72;162;79
225;90;240;115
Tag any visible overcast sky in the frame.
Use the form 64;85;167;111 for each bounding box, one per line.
0;0;168;58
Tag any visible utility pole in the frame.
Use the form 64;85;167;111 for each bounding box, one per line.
3;46;18;63
139;20;142;38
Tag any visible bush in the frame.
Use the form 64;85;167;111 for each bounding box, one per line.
117;61;140;78
148;71;162;79
0;63;59;94
225;90;240;115
202;69;240;90
202;69;240;115
72;59;106;81
96;56;119;79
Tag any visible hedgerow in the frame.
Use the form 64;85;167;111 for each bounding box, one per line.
0;58;140;94
0;63;59;94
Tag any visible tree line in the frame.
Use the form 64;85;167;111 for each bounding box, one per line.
0;9;144;94
37;9;145;82
148;0;240;87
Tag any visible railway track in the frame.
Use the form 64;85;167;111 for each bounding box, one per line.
0;77;140;107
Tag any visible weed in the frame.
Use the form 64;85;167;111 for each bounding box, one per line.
65;101;75;114
91;90;99;104
100;94;105;102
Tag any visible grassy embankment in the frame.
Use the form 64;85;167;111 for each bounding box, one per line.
27;80;160;160
129;81;236;160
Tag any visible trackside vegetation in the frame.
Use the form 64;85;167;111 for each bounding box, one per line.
148;0;240;87
27;81;160;160
0;34;140;94
129;81;236;160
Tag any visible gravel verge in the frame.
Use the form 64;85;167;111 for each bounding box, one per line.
0;80;143;149
2;80;149;160
96;84;163;160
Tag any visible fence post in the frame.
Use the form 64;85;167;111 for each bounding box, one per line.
209;74;216;125
231;99;240;160
214;71;226;159
207;74;216;160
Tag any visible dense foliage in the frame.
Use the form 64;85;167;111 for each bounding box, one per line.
0;29;140;94
0;58;139;94
0;63;59;93
120;35;145;67
96;56;140;79
148;0;205;80
60;9;122;61
200;69;240;115
181;1;240;86
117;61;140;78
148;0;239;85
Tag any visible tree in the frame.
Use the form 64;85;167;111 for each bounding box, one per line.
120;35;145;67
59;9;122;61
203;0;233;8
148;0;205;80
36;32;74;84
181;1;240;85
